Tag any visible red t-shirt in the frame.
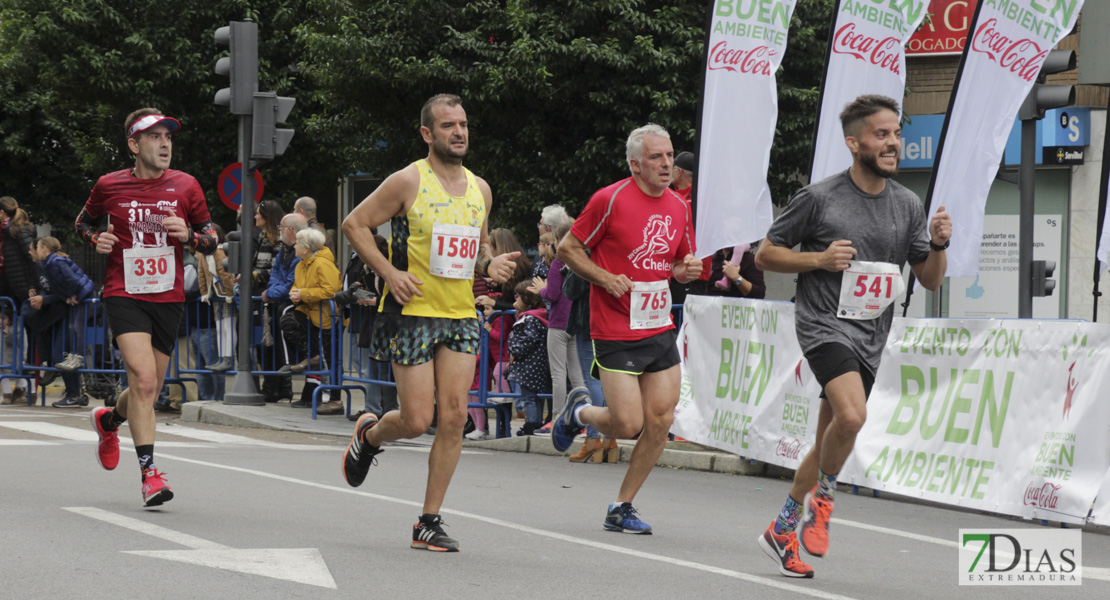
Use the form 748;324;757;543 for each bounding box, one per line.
84;168;210;303
571;177;695;341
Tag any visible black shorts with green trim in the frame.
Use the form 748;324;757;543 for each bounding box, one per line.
368;314;480;366
591;328;679;379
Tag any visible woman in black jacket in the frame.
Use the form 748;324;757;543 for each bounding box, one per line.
0;196;36;307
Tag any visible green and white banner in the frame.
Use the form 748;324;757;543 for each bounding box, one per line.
673;296;822;469
841;318;1110;524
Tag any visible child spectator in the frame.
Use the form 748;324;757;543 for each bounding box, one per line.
26;236;94;407
507;281;550;436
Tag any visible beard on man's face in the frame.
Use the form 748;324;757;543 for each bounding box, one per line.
859;147;898;179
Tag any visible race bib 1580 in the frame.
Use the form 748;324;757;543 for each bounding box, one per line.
429;223;479;280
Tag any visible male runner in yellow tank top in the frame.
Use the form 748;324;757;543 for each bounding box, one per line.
341;94;519;552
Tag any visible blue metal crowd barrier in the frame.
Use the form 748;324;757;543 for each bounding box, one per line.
5;290;687;434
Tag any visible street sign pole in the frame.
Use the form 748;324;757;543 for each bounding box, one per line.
225;113;264;405
1018;120;1035;319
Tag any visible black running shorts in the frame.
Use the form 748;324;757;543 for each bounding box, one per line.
804;342;875;400
591;329;680;379
104;296;184;357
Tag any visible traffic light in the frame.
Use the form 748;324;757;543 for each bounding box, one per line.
251;92;296;162
1031;260;1056;297
213;21;258;114
1018;50;1076;121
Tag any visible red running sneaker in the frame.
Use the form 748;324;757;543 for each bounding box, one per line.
142;469;174;507
90;407;120;470
758;521;814;578
798;487;833;557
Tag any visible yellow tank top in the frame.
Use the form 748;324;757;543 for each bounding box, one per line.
380;159;486;319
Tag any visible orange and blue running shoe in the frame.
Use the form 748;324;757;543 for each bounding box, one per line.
758;521;814;578
798;486;833;557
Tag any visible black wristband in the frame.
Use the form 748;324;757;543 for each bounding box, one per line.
929;239;950;252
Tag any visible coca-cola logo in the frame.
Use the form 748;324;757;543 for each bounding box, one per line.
832;23;902;75
970;18;1049;82
775;436;803;460
708;41;776;76
1023;482;1062;509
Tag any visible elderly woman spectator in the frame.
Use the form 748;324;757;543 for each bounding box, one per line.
279;228;341;412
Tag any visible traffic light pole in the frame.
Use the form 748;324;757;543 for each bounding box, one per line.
225;114;264;405
1017;120;1035;319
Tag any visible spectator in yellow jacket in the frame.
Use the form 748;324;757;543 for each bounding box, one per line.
279;228;341;412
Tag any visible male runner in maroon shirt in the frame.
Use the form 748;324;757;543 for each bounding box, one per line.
78;108;217;507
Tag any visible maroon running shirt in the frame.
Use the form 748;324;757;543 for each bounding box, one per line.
83;169;210;303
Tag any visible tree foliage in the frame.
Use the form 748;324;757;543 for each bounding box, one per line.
0;0;835;245
0;0;342;240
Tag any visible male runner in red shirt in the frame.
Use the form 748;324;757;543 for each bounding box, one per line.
554;123;701;534
78;108;217;507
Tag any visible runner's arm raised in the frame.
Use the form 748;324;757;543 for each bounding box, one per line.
188;220;218;255
558;232;633;298
755;238;856;274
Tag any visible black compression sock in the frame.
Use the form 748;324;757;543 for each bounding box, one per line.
136;445;155;480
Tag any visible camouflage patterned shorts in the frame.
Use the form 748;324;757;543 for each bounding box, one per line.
368;314;480;366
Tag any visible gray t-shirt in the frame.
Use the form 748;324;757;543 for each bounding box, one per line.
766;170;931;373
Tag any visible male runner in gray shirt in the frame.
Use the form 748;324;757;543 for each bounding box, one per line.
754;94;952;578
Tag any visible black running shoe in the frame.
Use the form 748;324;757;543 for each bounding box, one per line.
51;394;88;408
411;514;460;552
342;413;382;487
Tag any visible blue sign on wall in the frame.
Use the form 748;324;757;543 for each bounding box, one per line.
898;107;1090;169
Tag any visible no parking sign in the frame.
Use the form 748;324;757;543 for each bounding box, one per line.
217;162;265;211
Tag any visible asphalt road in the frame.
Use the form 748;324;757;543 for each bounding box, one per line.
2;405;1108;599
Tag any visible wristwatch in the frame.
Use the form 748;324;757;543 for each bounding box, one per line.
733;275;744;287
929;239;950;251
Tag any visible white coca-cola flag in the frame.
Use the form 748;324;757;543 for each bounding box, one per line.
810;0;930;182
928;0;1084;278
695;0;797;258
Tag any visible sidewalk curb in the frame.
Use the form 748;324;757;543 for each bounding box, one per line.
183;402;774;477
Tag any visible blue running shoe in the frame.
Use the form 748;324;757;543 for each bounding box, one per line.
551;387;589;452
603;502;652;534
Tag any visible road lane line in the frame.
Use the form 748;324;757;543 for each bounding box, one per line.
0;421;99;441
155;452;857;600
63;507;228;550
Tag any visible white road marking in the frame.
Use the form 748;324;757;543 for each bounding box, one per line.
0;440;60;446
155;452;858;600
63;507;336;588
0;421;99;441
156;424;335;451
64;506;226;549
